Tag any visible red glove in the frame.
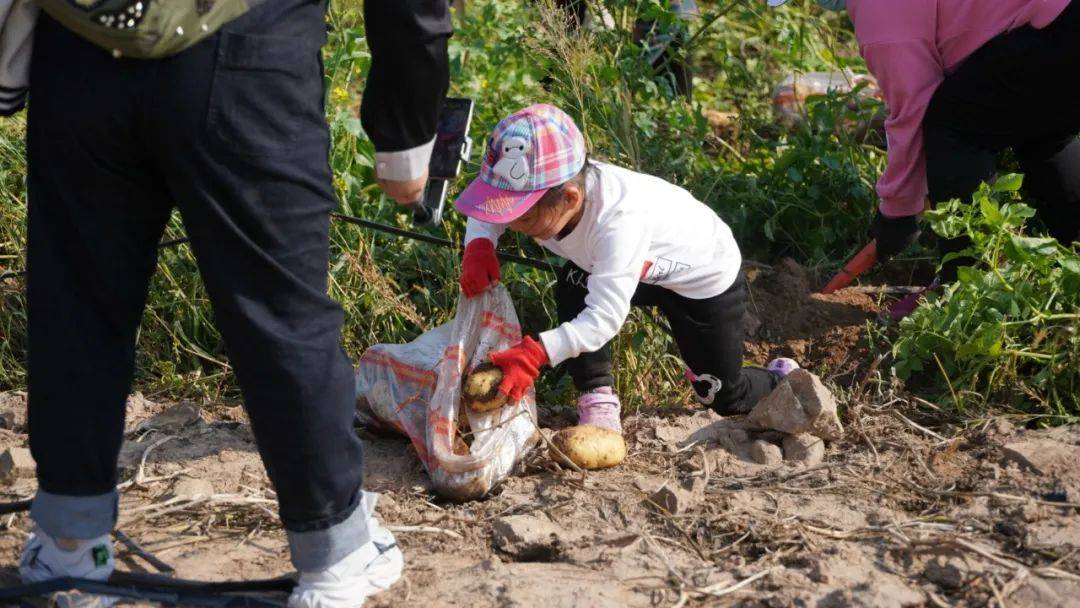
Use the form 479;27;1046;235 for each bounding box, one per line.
460;239;501;297
489;336;549;402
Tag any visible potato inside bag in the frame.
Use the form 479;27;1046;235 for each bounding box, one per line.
355;285;539;501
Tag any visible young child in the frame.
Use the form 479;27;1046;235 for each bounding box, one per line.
454;104;796;442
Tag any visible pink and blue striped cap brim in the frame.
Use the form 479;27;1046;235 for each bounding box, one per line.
455;104;586;225
454;180;548;224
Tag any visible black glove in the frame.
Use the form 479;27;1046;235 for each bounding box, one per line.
871;212;920;260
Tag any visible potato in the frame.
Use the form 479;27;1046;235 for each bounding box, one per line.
462;362;509;412
550;425;626;470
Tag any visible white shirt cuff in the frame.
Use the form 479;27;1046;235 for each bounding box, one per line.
539;325;574;369
374;137;436;181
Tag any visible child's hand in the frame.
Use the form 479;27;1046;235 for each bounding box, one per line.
489;336;549;402
460;239;501;297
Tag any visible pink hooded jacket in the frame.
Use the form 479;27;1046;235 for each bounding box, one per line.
848;0;1072;217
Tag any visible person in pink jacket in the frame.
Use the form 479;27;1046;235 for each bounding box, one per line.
771;0;1079;279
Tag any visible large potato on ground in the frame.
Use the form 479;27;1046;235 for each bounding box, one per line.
463;362;509;412
551;425;626;470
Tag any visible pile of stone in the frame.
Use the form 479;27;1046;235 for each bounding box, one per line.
743;369;843;467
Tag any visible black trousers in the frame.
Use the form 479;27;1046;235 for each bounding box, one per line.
924;1;1080;276
556;263;777;415
25;2;364;533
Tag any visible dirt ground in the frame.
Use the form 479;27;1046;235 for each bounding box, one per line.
1;261;1078;607
742;257;883;382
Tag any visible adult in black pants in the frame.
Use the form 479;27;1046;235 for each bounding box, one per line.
918;4;1080;279
19;1;449;606
556;262;779;415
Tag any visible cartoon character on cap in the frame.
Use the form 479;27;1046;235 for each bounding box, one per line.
492;136;530;191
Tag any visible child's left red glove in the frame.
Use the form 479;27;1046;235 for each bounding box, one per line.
488;336;549;402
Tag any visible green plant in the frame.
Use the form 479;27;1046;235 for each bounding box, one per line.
0;116;27;390
708;90;883;262
892;175;1079;417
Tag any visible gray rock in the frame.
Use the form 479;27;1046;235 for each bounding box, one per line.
0;447;35;481
492;514;566;561
1009;574;1064;606
782;433;825;466
923;556;970;590
137;402;201;432
169;477;215;500
746;369;843;440
1002;437;1080;476
648;478;705;515
750;439;783;465
806;557;830;583
988;417;1016;437
726;427;749;445
0;391;27;432
747;381;798;427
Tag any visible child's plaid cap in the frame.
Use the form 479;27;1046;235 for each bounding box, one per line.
454;104;586;224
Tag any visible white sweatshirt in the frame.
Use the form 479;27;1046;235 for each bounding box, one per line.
464;162;741;367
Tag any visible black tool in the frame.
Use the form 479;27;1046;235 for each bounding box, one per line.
411;179;451;225
412;97;474;226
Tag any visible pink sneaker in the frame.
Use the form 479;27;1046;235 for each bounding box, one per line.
766;357;800;378
577;388;622;434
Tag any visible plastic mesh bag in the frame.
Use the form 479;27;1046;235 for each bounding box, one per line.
355;285;539;501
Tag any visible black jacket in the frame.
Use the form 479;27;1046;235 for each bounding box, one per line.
360;0;451;154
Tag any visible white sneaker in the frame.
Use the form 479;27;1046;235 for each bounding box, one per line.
19;527;116;608
288;517;404;608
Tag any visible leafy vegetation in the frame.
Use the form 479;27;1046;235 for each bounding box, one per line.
892;175;1079;418
0;0;1075;419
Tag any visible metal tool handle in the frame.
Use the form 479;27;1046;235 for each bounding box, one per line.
412;179;449;226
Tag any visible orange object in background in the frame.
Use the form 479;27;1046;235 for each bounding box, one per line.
821;241;878;294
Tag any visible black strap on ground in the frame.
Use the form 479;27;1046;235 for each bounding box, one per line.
0;499;297;604
113;529;176;575
0;498;30;515
109;571;296;595
329;213;557;273
0;574;292;607
0;211;557;280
